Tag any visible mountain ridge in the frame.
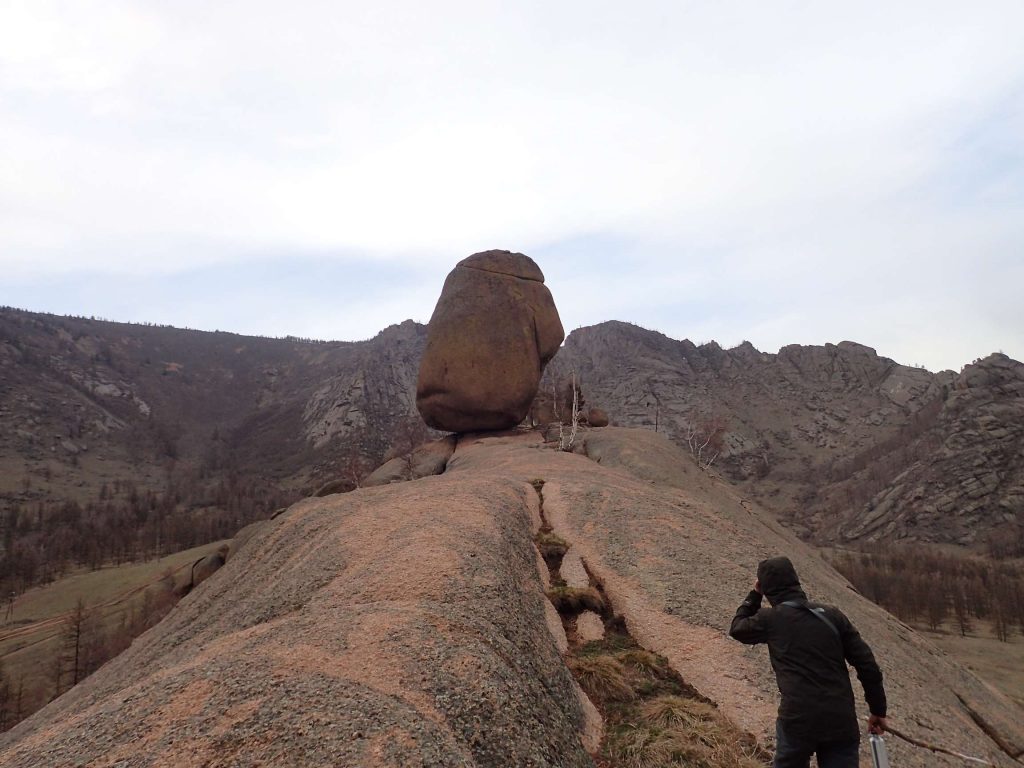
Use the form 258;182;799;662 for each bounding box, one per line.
2;307;1021;556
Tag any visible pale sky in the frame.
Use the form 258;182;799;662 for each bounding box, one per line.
2;1;1022;371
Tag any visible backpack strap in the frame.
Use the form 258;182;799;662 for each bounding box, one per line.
781;600;841;639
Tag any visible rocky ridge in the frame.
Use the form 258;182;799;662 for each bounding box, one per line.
833;353;1024;546
554;322;1023;547
2;428;1020;766
2;308;1021;549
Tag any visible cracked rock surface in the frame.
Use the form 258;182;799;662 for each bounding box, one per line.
4;427;1021;767
0;475;591;767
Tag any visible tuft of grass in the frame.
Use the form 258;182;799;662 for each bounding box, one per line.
546;585;605;614
607;696;767;768
641;695;720;729
568;655;636;703
617;649;669;674
562;634;771;767
535;531;569;560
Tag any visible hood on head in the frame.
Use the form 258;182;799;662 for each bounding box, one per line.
757;556;807;604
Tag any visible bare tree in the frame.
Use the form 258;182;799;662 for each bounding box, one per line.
558;369;582;452
0;661;10;730
384;417;431;479
952;583;973;637
341;452;374;490
684;410;729;470
61;598;91;688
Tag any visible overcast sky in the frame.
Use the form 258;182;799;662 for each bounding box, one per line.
2;1;1022;371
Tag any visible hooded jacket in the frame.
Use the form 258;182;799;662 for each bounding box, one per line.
729;556;886;742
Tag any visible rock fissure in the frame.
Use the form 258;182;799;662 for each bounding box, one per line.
528;478;770;767
459;263;543;283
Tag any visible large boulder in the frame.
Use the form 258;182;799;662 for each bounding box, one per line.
417;250;564;432
362;435;458;486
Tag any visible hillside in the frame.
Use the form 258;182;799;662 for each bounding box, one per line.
0;540;230;724
0;307;426;487
1;428;1020;766
2;307;1022;575
0;307;428;593
555;322;1024;548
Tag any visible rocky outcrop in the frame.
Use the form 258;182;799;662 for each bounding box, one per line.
0;455;593;767
301;320;426;456
416;251;564;433
447;430;1024;766
187;546;228;592
837;354;1024;545
5;428;1022;766
552;321;1024;547
362;435;458;486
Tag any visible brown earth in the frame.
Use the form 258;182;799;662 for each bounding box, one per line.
3;428;1021;766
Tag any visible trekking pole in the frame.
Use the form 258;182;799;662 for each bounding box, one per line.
884;725;995;766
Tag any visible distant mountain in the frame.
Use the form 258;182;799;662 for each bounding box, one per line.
0;307;426;489
0;308;428;587
2;307;1021;556
555;322;1024;549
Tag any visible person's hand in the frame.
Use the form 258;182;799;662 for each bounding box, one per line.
753;579;762;595
868;714;887;734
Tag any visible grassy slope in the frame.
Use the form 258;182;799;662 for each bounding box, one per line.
0;541;229;702
916;623;1024;709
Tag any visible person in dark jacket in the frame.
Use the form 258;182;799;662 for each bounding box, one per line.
730;556;887;768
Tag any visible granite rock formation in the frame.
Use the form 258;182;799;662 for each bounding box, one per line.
416;250;564;433
837;353;1024;545
4;429;1020;766
552;321;1023;547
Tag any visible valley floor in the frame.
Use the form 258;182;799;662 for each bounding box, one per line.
916;623;1024;709
0;540;229;729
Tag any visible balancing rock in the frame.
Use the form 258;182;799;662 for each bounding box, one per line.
417;250;564;432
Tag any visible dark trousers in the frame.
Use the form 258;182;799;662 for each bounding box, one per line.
774;720;860;768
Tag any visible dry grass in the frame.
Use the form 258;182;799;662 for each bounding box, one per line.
535;531;569;561
607;696;766;768
918;623;1024;708
563;635;770;768
546;585;605;614
617;649;668;674
568;655;636;703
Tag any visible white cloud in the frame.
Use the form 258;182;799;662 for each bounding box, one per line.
1;1;1022;368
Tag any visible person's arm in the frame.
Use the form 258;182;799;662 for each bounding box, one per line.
729;581;769;644
837;611;887;730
